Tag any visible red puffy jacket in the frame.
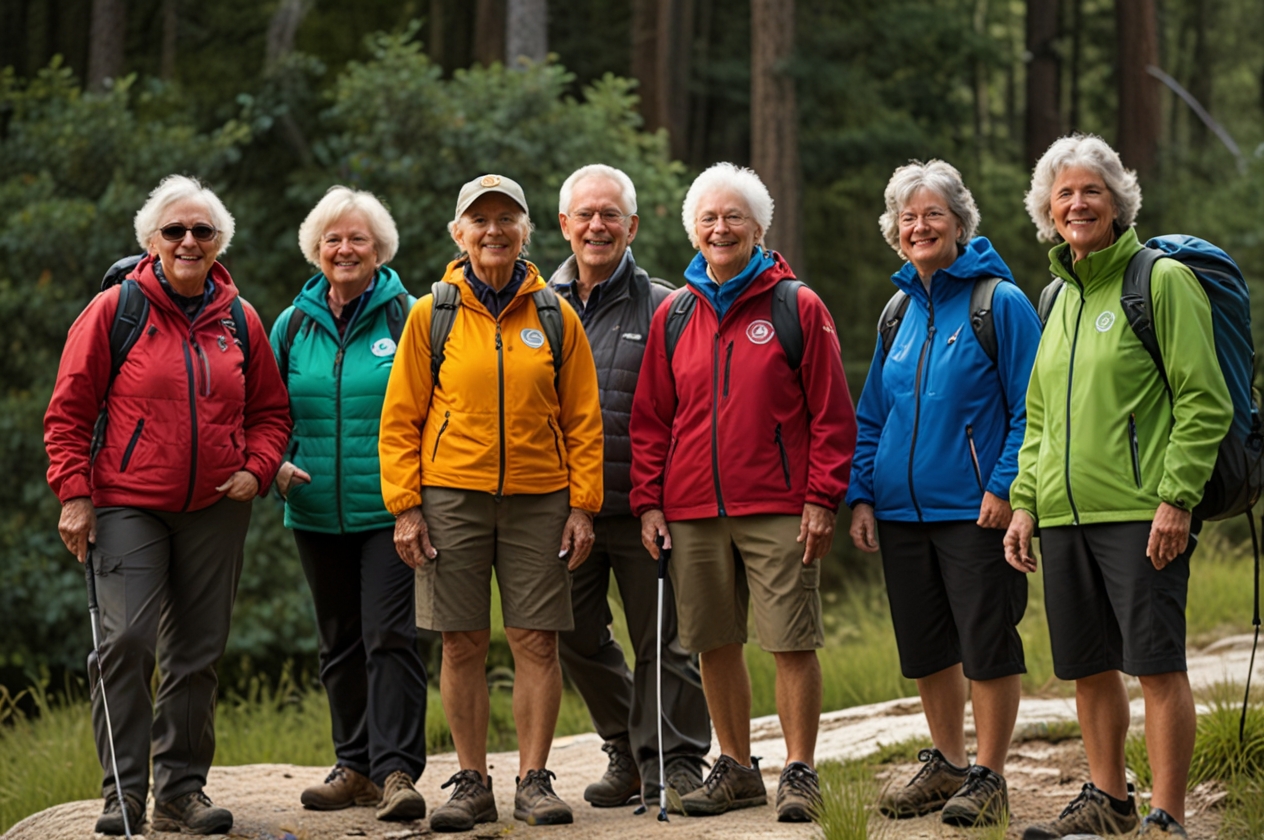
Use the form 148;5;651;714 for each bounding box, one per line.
45;256;291;512
629;254;857;521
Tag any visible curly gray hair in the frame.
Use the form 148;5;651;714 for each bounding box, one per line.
681;162;773;249
298;186;400;268
878;160;979;260
1024;134;1142;243
134;174;235;254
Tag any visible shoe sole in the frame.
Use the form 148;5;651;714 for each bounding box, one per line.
941;807;1007;827
513;808;574;825
301;793;381;810
94;818;147;835
680;794;768;817
151;816;233;835
429;806;499;832
879;799;950;819
584;789;641;807
377;793;428;821
776;805;817;823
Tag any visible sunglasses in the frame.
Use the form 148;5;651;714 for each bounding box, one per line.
159;224;218;242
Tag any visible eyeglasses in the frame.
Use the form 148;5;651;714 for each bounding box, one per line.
569;209;631;224
159;224;218;242
697;213;750;229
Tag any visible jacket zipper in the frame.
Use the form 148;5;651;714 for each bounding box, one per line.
711;332;727;516
548;416;564;468
1063;287;1084;524
192;341;211;396
1128;413;1142;488
496;323;506;498
966;424;984;492
119;419;145;472
334;346;346;530
432;411;450;461
906;299;936;522
775;423;791;489
723;341;733;397
181;341;198;511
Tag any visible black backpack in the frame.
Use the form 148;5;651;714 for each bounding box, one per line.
663;279;806;369
877;278;1005;364
276;292;411;382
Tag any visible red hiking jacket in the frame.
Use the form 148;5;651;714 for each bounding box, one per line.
629;255;857;521
45;256;291;512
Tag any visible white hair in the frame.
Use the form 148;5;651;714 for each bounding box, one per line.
878;160;980;259
1025;134;1142;243
681;162;774;249
298;186;400;268
558;164;638;215
134;174;235;254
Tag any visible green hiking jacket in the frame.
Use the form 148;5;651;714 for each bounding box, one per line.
1010;228;1232;527
269;267;415;533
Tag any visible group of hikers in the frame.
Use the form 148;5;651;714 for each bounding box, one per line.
43;131;1239;840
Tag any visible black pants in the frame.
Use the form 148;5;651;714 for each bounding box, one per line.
293;527;428;785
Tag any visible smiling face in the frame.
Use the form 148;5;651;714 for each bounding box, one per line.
1051;165;1118;261
693;188;761;282
451;192;528;284
898;188;962;279
148;198;222;294
319;210;379;295
559;176;639;281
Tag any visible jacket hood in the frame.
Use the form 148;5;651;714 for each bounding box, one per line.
293;265;407;314
132;253;239;320
892;236;1015;302
1048;226;1144;292
442;258;544;315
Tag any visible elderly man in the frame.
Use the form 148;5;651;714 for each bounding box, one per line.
550;164;712;810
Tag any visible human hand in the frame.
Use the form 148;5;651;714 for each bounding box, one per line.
849;503;879;553
977;492;1014;530
1003;509;1038;572
798;503;836;564
640;509;670;559
216;470;260;501
58;497;96;563
394;506;437;569
275;461;311;499
559;508;596;570
1146;502;1192;570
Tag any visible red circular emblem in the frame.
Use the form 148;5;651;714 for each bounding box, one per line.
746;320;775;345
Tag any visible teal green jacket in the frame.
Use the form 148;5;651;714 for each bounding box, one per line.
269;267;415;533
1011;228;1232;527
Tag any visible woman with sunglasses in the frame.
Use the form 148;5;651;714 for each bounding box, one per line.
44;174;291;836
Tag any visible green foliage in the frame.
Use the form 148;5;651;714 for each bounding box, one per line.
815;758;885;840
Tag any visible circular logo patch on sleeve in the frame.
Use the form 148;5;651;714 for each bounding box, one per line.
746;320;775;345
1095;311;1116;332
521;328;546;348
371;338;397;357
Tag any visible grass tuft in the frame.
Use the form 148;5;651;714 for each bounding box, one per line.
816;759;886;840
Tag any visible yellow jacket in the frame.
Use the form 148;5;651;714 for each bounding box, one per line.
380;259;603;514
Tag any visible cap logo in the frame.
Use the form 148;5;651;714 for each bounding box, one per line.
747;320;775;345
480;175;502;187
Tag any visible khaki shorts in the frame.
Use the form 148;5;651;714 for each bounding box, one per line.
669;515;823;653
417;487;572;632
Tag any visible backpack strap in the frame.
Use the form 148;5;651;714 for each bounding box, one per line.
429;281;462;389
278;308;309;383
108;279;151;383
663;289;698;366
229;297;251;372
969;277;1004;365
531;286;565;389
1121;246;1170;392
878;290;911;361
771;279;806;370
386;292;411;344
1036;277;1065;327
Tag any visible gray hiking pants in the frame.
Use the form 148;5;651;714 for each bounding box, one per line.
557;516;711;784
90;497;250;803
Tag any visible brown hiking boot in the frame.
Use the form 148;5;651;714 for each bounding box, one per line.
376;770;427;821
583;738;641;807
878;748;969;818
1137;808;1189;837
775;762;822;823
677;755;767;816
645;757;706;814
152;790;233;835
941;764;1009;827
1021;782;1139;839
514;768;573;825
300;765;381;810
95;789;147;836
429;770;498;833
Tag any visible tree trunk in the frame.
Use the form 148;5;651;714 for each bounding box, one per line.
1187;0;1214;148
87;0;126;91
656;0;694;161
973;0;990;168
1115;0;1161;175
160;0;177;80
505;0;546;66
630;0;660;129
1069;0;1082;130
751;0;803;275
265;0;310;70
1025;0;1060;166
429;0;445;67
474;0;506;67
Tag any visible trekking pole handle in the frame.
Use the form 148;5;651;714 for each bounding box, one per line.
655;534;670;580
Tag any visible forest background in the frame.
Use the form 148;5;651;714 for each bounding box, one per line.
1;0;1263;694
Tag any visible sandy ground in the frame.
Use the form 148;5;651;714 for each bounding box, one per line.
6;634;1259;840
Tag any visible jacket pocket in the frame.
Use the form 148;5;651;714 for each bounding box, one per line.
965;424;983;493
775;423;791;490
431;411;451;461
1128;414;1142;488
663;437;679;488
547;416;564;469
119;419;145;472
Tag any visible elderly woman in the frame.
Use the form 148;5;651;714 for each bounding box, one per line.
1005;135;1231;840
379;174;603;832
44;175;291;835
846;160;1041;827
269;187;428;820
630;162;856;823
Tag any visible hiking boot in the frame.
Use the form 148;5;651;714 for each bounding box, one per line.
877;748;969;818
1021;782;1139;839
95;789;147;836
941;764;1009;827
300;764;381;810
584;738;641;807
152;790;233;835
376;770;427;821
676;754;767;816
645;757;706;813
515;768;573;825
1137;808;1189;837
429;770;498;833
775;761;822;823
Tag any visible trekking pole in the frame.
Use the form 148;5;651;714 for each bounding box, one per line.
1242;511;1262;745
86;547;133;839
654;533;671;823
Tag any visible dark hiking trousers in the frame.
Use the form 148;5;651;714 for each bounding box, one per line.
558;516;711;784
91;497;251;803
293;527;428;785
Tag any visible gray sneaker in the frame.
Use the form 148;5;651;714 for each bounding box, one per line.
376;770;427;821
878;748;969;818
584;738;641;807
514;768;573;825
95;790;147;836
1022;782;1139;839
1137;808;1189;837
775;762;822;823
941;764;1008;827
429;770;498;833
677;755;767;817
152;790;233;835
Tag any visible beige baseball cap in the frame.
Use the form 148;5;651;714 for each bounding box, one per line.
454;174;529;221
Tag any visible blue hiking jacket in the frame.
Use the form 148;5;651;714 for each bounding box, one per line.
845;237;1041;521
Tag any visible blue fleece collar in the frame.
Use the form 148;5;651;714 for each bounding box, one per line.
685;248;776;321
